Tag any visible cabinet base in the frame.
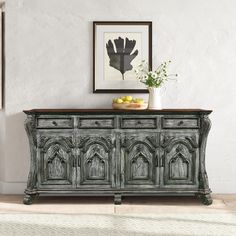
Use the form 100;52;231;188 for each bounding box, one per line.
22;192;213;205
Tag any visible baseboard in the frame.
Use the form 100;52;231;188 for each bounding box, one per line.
210;180;236;194
0;181;235;194
0;181;26;194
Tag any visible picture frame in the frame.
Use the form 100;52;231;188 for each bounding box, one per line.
93;21;152;93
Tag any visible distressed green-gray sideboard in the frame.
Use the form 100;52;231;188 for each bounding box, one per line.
23;109;212;205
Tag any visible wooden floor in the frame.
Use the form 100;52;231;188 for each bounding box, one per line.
0;194;235;214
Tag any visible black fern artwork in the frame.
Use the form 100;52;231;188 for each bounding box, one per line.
106;37;138;80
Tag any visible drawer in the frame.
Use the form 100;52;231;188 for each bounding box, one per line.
121;117;157;129
79;118;114;129
162;117;199;129
37;118;73;129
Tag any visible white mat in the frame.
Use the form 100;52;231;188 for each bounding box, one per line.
0;213;235;236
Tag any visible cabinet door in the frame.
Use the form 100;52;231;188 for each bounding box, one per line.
120;134;159;189
37;133;75;189
77;134;115;188
160;133;199;187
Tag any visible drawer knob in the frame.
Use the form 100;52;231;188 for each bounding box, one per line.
137;121;142;125
178;121;184;126
52;121;58;126
94;121;100;126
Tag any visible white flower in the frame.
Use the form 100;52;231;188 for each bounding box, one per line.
143;75;148;80
134;68;139;74
151;72;158;78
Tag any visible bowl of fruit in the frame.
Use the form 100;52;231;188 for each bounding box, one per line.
112;96;148;110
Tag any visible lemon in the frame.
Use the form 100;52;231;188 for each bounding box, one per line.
136;98;144;104
125;96;133;102
123;101;130;104
121;96;126;101
133;98;144;104
136;100;144;104
116;98;123;104
113;98;117;103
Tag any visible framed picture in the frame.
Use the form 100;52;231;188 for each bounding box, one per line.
93;21;152;93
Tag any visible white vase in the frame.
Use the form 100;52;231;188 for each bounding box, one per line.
148;87;162;110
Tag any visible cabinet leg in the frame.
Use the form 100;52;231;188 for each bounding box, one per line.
114;193;122;205
23;194;37;205
199;193;213;205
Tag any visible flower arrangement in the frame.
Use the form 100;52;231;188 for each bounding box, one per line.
134;60;178;88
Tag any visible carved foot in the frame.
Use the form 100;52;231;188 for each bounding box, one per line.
114;194;122;205
23;194;36;205
199;194;213;205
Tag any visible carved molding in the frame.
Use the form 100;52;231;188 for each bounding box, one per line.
39;136;74;153
160;135;175;147
38;136;50;148
146;135;158;148
101;136;113;148
165;138;195;153
122;136;156;153
24;115;37;146
171;151;189;164
47;144;66;163
185;136;198;148
200;115;211;146
122;135;157;149
161;135;198;151
121;136;135;148
199;115;211;190
78;136;90;148
79;136;113;153
199;171;210;191
24;115;37;190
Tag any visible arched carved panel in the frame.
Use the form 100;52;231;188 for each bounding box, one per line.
38;136;74;187
169;153;189;180
122;136;157;186
80;136;112;186
163;140;196;185
86;153;105;180
45;144;69;181
131;153;149;180
48;155;66;179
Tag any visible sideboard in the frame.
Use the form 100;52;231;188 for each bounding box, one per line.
23;109;212;205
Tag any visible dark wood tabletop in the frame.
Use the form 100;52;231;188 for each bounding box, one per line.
23;108;212;115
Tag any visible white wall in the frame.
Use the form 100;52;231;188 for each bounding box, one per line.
0;0;235;193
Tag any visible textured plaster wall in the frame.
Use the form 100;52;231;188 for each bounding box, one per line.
0;0;235;193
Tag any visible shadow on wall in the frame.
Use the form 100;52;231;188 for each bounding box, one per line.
4;112;29;182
